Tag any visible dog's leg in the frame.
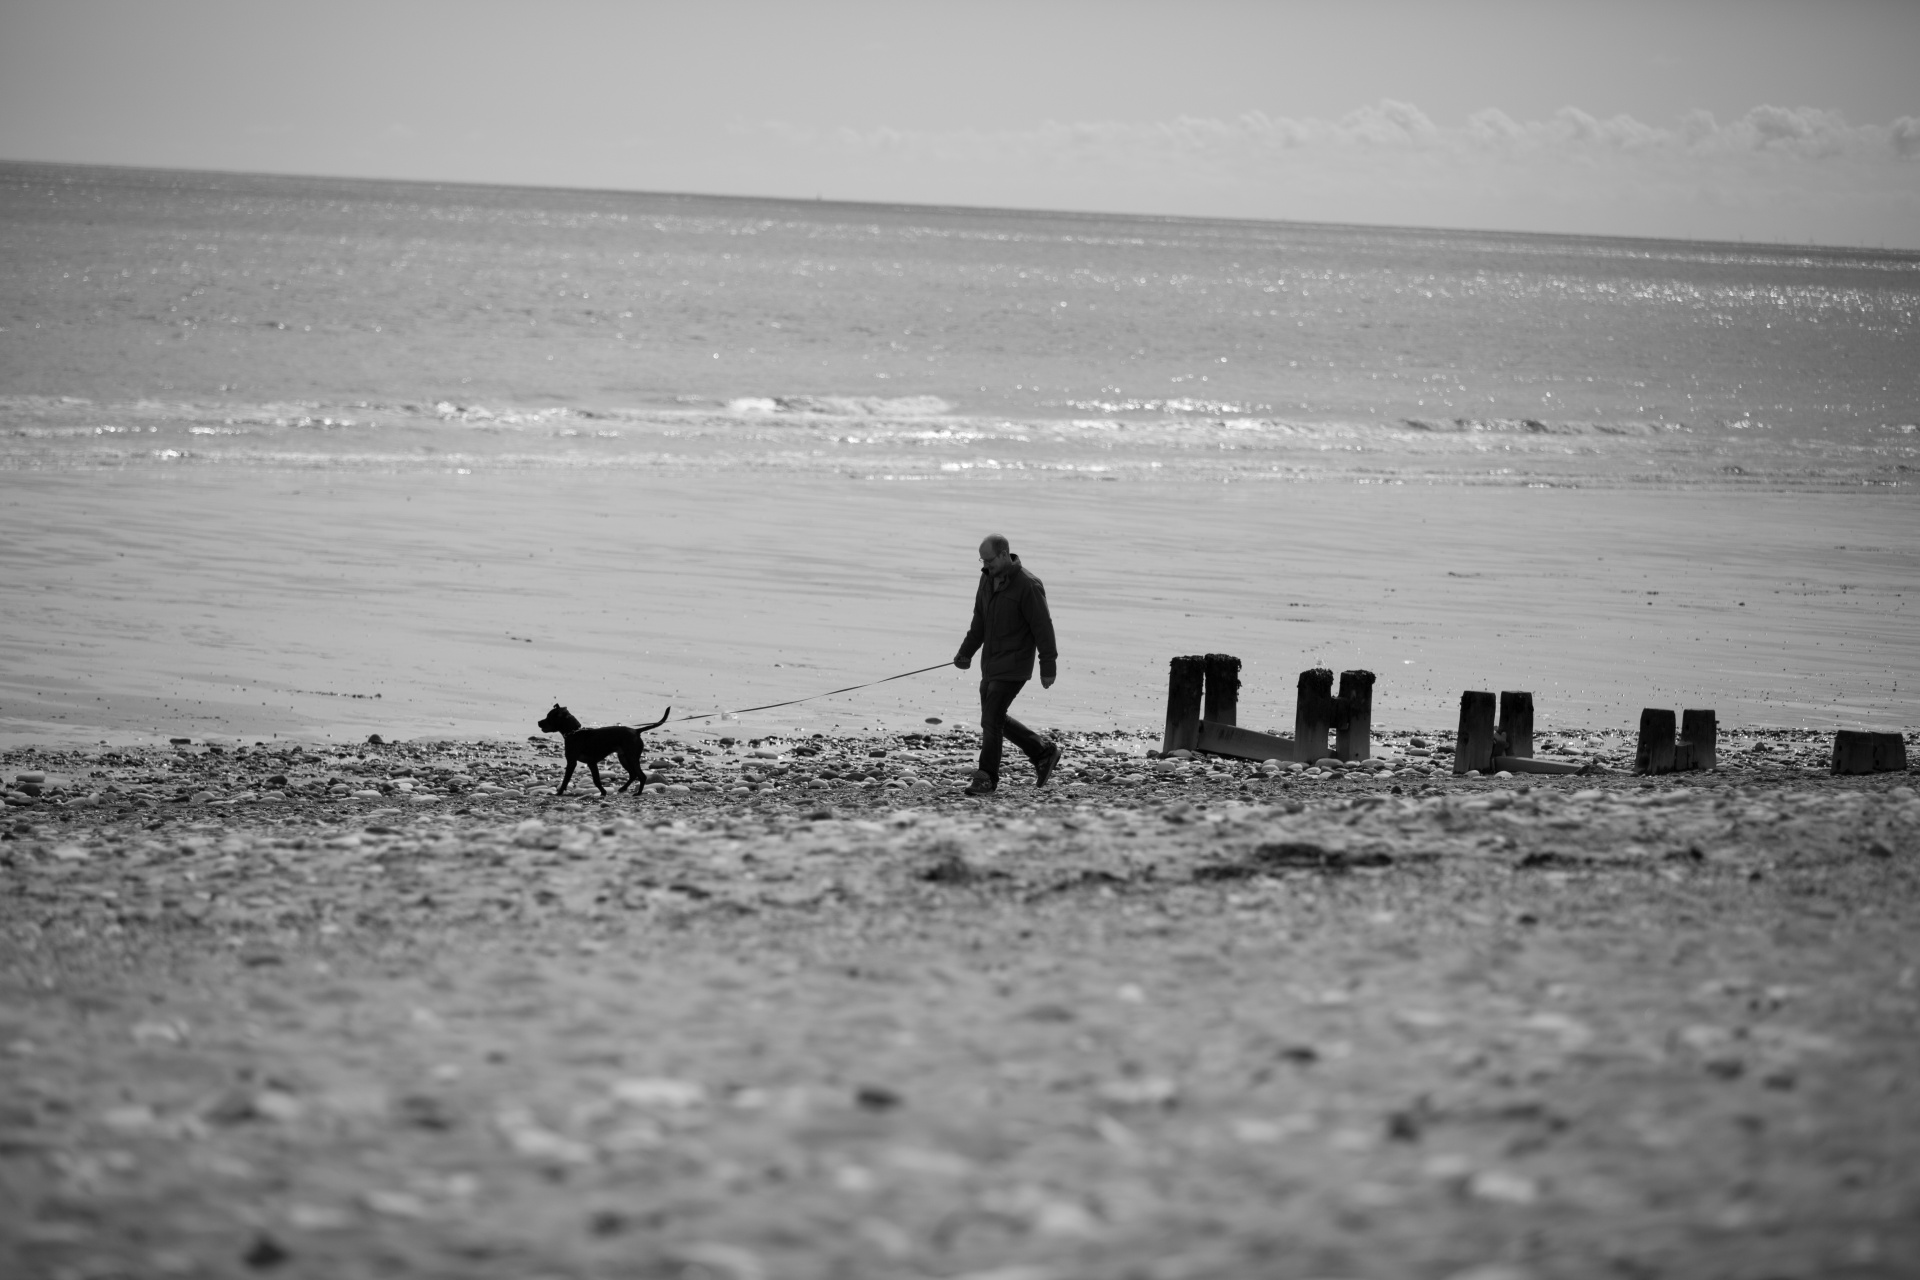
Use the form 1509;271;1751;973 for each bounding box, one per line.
587;759;608;796
557;753;578;795
616;744;642;792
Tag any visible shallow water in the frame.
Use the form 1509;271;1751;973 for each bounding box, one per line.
2;163;1916;745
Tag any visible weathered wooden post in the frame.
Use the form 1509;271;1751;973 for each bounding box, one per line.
1497;691;1534;760
1334;669;1374;761
1678;709;1717;772
1203;654;1241;727
1635;708;1677;775
1877;732;1911;772
1830;730;1875;775
1832;730;1909;775
1163;655;1204;755
1295;668;1334;762
1454;690;1496;774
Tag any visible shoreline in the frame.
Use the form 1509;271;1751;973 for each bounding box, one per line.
6;723;1913;825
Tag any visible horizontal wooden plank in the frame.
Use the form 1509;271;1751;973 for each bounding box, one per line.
1196;721;1297;763
1492;755;1594;776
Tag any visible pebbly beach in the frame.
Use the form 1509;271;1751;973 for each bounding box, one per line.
5;725;1920;1279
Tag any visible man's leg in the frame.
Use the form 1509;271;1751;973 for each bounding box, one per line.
977;678;1027;785
1000;707;1050;770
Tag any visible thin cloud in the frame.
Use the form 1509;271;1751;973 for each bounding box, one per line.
770;102;1917;164
749;103;1920;246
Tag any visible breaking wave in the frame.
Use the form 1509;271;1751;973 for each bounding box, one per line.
722;395;954;418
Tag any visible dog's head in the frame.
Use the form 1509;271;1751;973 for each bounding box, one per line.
538;703;581;734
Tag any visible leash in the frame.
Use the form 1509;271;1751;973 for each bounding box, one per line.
672;661;955;724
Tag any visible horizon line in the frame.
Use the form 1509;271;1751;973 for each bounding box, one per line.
5;155;1914;260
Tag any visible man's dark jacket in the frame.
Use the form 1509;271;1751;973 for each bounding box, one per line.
957;554;1058;683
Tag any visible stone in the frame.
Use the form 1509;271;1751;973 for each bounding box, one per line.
1095;1076;1178;1108
609;1078;706;1109
286;1204;354;1232
360;1189;430;1219
243;1232;291;1268
1468;1169;1542;1205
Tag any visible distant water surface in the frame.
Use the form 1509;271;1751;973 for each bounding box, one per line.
2;161;1915;487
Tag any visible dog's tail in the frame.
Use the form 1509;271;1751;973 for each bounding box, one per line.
637;706;671;732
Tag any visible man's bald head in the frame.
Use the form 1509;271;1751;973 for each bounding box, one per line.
979;534;1013;574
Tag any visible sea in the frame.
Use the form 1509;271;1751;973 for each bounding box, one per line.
2;161;1916;746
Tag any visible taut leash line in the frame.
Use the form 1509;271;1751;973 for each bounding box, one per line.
673;661;955;724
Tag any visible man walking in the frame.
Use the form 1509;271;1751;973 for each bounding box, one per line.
954;534;1063;795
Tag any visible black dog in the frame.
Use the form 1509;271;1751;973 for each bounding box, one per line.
537;703;671;796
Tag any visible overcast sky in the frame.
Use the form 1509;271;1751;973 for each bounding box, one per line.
3;0;1916;247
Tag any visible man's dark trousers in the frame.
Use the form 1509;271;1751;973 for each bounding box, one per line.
979;678;1048;784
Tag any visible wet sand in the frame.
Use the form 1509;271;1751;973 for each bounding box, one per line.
2;469;1915;748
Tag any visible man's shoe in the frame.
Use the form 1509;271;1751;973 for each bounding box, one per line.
963;769;997;796
1035;742;1063;787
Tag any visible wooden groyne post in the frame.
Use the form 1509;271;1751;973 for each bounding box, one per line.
1635;709;1677;774
1203;654;1241;726
1832;730;1908;775
1634;707;1716;775
1676;709;1717;772
1498;691;1534;760
1295;668;1334;762
1334;670;1374;762
1162;655;1206;755
1454;690;1496;774
1165;656;1355;764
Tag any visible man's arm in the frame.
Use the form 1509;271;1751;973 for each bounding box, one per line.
955;577;987;669
1025;580;1058;688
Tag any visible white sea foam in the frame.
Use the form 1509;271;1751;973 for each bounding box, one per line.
724;394;954;418
3;393;1915;489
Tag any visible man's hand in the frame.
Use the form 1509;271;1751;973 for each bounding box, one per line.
954;654;971;670
1041;672;1055;689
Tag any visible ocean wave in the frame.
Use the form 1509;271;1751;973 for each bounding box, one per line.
1060;396;1269;416
1399;416;1685;436
433;402;577;426
722;394;953;418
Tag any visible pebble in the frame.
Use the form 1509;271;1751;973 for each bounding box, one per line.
667;1243;766;1280
1469;1169;1542;1205
1443;1266;1536;1280
609;1078;706;1109
1095;1076;1178;1108
286;1203;355;1232
131;1018;188;1045
494;1108;595;1166
360;1188;431;1219
101;1103;157;1131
